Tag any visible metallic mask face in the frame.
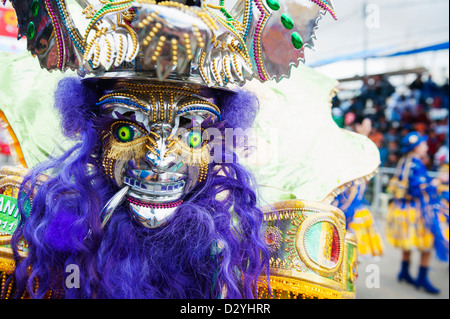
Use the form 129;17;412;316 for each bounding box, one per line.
99;82;221;228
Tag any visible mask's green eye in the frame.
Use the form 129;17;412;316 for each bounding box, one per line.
111;121;145;144
116;124;135;142
188;131;202;148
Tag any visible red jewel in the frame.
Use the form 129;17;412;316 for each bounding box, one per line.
266;233;275;245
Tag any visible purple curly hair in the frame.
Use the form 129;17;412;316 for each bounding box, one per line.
9;77;270;299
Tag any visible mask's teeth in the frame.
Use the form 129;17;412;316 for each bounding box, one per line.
124;177;186;195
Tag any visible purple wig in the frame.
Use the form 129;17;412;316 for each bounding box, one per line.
9;77;270;299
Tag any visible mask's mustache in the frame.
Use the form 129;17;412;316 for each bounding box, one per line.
103;133;156;161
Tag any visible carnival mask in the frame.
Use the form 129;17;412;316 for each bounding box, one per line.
7;0;336;230
98;81;221;228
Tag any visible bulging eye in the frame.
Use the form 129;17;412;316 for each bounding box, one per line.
113;122;143;142
117;125;134;142
188;131;202;148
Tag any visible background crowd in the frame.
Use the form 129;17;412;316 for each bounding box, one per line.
332;73;449;172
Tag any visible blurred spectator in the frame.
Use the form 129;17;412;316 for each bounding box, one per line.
435;117;449;137
385;140;401;168
415;105;430;126
400;127;410;139
414;122;427;136
409;73;424;91
422;74;439;103
355;118;373;137
401;108;415;125
332;106;345;128
434;144;449;167
375;75;395;106
334;70;449;172
369;128;388;166
387;140;400;154
427;131;442;159
346;97;364;114
385;152;400;168
344;111;356;129
441;79;449;109
385;127;399;144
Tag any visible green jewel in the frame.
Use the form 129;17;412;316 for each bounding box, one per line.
281;13;294;30
291;32;303;50
27;22;36;40
31;0;39;17
266;0;280;11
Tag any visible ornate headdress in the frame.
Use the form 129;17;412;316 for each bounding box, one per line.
7;0;335;87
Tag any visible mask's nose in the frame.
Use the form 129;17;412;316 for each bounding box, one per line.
145;124;177;173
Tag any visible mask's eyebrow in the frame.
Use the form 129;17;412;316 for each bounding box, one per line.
102;106;150;132
176;101;221;121
96;94;150;113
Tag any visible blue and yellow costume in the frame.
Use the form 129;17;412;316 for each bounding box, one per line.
437;164;449;210
437;163;449;244
386;152;448;259
334;183;384;258
386;132;449;293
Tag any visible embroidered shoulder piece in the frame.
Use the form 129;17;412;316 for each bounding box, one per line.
258;199;357;299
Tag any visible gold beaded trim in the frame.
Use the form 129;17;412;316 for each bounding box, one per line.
199;51;211;85
257;275;342;299
102;149;116;180
178;100;221;115
197;162;209;183
84;27;107;62
117;14;139;59
44;0;63;69
0;175;23;190
83;0;133;45
113;83;216;123
262;200;346;224
0;257;15;275
124;82;200;95
0;246;27;279
99;93;151;113
0;235;12;246
154;0;218;31
58;0;84;49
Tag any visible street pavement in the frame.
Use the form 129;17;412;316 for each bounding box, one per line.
354;215;449;299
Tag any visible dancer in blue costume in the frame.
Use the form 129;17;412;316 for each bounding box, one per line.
386;131;449;294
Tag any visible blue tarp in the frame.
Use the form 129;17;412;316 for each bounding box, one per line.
308;42;449;68
379;42;449;58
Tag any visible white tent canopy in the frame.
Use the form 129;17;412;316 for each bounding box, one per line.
305;0;449;83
